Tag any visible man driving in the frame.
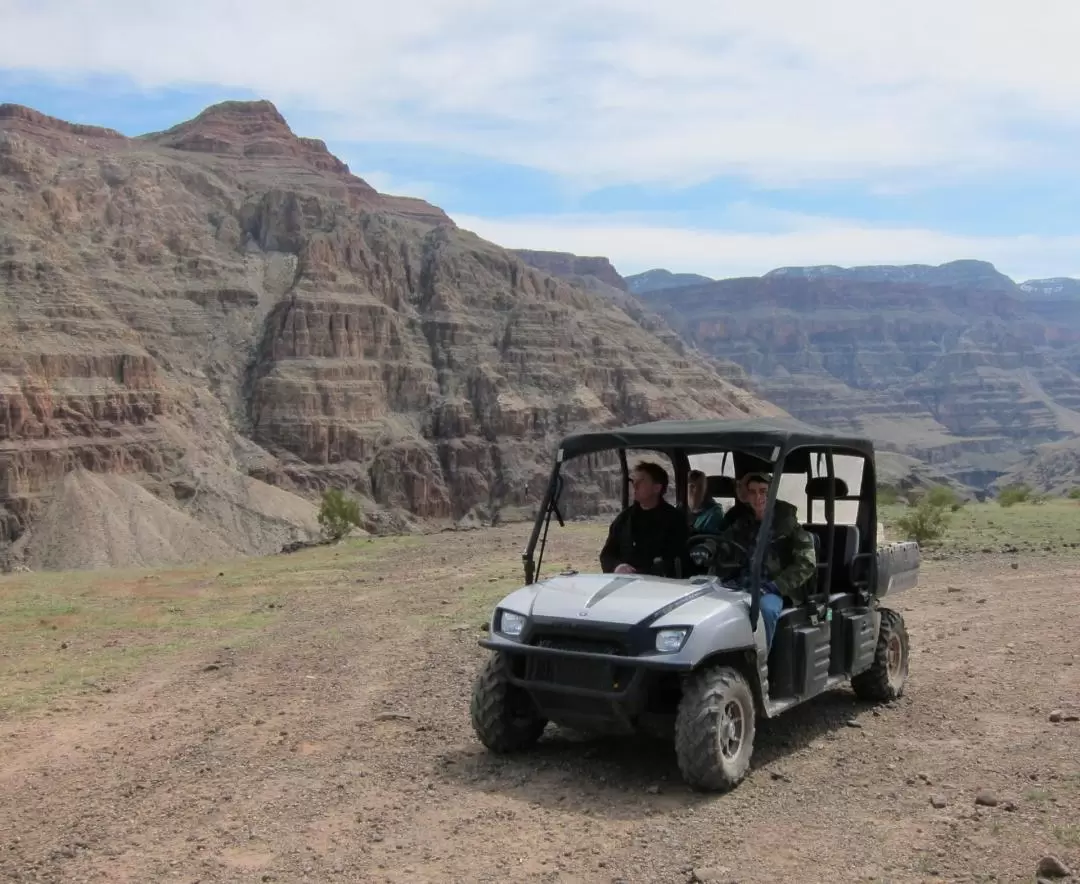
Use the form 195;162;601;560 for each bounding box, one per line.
714;472;817;650
600;460;689;577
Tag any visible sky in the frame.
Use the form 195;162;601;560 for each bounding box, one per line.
3;0;1080;282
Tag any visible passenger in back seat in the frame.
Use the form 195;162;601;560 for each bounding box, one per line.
687;469;725;534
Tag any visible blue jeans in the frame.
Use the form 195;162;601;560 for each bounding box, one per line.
759;592;784;651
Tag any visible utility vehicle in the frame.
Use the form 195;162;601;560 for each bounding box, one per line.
469;417;920;792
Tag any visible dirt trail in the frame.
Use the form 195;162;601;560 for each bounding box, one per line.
2;525;1078;884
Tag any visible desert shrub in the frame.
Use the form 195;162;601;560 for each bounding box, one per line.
317;488;363;540
924;484;960;510
894;498;952;546
878;484;900;505
997;484;1032;508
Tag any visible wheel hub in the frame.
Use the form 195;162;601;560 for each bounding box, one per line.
718;699;744;759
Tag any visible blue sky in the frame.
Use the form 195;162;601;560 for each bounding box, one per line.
4;0;1080;281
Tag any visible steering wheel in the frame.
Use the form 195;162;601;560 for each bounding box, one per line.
686;535;750;577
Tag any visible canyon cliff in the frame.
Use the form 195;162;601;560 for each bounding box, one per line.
0;101;777;570
629;261;1080;489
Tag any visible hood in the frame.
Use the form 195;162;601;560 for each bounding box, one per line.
499;572;744;627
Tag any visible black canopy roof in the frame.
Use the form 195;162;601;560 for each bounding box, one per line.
557;416;875;461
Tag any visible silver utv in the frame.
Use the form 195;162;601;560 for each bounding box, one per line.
469;417;920;793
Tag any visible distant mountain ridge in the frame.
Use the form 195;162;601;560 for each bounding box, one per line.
624;259;1080;490
625;268;715;294
628;259;1080;300
762;259;1017;292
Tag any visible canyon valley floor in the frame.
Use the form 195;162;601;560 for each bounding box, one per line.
2;520;1078;884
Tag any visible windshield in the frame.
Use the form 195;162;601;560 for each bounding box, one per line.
527;449;676;577
550;448;677;520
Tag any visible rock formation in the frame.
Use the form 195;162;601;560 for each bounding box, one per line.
511;250;627;292
631;261;1080;488
625;268;714;294
0;101;777;569
994;437;1080;494
512;249;755;390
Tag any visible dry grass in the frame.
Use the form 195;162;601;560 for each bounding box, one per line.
882;497;1080;553
0;534;422;715
1;521;1078;884
0;519;609;715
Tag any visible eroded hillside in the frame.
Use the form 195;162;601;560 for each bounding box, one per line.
0;101;776;570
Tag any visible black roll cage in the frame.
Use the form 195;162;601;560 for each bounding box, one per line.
522;431;879;633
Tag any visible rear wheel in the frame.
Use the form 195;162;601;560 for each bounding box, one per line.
851;607;909;701
674;665;756;792
470;653;547;752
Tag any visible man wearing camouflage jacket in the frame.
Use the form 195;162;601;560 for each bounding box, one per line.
716;472;817;651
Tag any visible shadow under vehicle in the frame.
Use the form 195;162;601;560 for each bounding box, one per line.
469;417;920;792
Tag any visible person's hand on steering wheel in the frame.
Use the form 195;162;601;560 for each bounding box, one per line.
686;535;749;577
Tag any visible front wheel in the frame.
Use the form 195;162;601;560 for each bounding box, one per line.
851;607;909;701
469;653;547;752
674;665;756;792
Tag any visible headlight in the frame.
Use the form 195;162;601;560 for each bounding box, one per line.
497;609;527;638
654;627;690;653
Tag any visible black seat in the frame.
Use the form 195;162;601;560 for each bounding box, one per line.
802;476;860;594
805;476;849;499
803;523;860;593
706;475;737;498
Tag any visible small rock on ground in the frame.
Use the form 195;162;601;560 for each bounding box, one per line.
1036;855;1070;878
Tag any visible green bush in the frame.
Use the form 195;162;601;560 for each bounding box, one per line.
1067;487;1080;500
924;484;960;509
893;497;952;546
997;484;1032;508
317;488;363;540
878;484;900;506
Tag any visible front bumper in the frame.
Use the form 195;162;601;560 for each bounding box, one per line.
479;634;695;677
479;632;693;733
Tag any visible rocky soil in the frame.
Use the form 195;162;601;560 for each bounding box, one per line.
1;525;1077;884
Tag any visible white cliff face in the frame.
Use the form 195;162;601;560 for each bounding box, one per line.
763;260;1017;291
1019;277;1080;298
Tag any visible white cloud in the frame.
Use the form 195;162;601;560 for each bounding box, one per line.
450;210;1080;283
3;0;1080;189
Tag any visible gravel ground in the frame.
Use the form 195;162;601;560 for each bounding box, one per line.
1;525;1078;884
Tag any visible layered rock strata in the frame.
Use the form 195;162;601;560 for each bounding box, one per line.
0;101;778;567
